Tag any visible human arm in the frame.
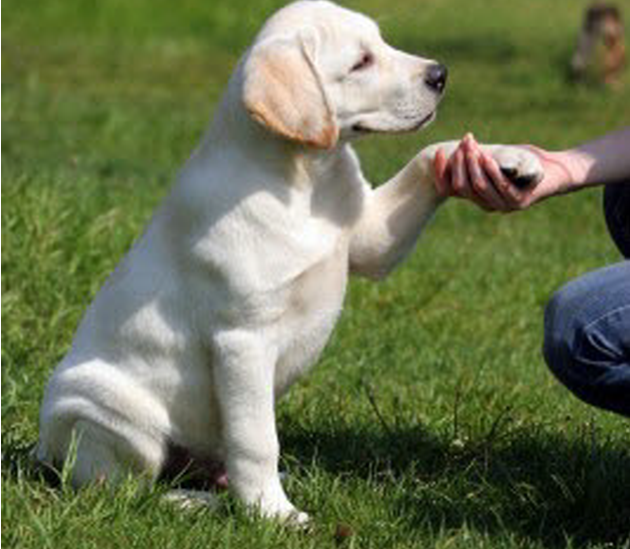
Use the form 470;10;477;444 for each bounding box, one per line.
433;126;630;212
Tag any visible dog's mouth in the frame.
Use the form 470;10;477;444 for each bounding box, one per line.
412;111;437;130
352;111;436;134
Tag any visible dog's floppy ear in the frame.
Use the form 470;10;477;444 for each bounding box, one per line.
242;30;338;149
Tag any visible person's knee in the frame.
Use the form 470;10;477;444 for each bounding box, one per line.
543;283;579;383
542;264;630;415
543;276;630;414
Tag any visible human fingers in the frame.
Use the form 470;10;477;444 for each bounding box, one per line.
460;135;517;211
433;148;449;197
479;151;527;210
450;148;475;199
463;145;511;211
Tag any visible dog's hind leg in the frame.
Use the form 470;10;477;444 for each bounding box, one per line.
42;419;222;511
40;419;165;489
68;420;128;487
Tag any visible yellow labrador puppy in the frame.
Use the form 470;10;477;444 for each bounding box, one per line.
37;0;542;523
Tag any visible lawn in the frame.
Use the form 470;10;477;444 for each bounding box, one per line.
2;0;630;547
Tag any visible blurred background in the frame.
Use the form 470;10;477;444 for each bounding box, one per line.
3;0;629;182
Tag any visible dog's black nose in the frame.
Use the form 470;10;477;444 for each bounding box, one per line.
425;63;448;93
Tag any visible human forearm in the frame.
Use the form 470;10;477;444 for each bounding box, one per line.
561;126;630;190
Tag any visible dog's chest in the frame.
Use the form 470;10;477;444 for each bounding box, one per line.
274;242;349;395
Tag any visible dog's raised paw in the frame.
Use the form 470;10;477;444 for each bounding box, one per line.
499;167;539;189
493;146;544;189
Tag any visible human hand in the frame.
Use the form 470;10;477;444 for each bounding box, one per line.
433;134;574;212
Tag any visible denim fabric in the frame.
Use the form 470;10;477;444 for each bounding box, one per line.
543;262;630;416
542;185;630;416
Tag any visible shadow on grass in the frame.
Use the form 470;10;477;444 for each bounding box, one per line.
4;417;628;547
1;434;62;488
282;418;630;548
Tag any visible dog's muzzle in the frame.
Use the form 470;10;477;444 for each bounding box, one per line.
424;63;448;94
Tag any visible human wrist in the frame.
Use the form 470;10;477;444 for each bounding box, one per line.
548;150;589;194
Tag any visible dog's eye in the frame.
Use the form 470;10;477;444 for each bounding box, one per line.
351;51;374;72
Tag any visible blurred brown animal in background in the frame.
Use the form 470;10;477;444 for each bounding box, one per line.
571;2;626;86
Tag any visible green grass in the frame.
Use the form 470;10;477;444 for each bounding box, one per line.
3;0;630;547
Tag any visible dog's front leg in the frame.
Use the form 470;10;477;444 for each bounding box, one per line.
349;147;450;280
349;141;543;280
213;331;308;524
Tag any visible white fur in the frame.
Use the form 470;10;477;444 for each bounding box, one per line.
37;1;543;523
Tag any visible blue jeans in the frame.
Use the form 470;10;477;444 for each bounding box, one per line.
543;184;630;417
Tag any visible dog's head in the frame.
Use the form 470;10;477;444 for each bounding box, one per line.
241;0;447;150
